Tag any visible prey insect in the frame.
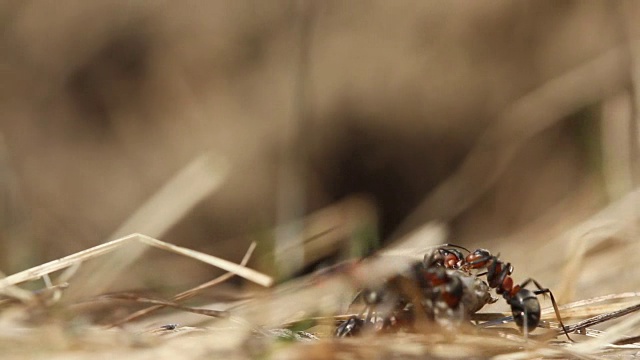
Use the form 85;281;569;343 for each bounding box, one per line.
335;245;495;337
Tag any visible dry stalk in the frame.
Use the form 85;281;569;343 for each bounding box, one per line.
0;233;273;300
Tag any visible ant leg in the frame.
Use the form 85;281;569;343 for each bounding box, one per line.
487;260;511;289
337;295;370;337
363;303;376;323
518;278;540;291
341;289;375;334
349;290;364;306
336;316;364;337
522;311;529;340
519;278;574;342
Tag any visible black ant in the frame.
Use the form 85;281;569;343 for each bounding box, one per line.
335;245;493;337
463;248;573;340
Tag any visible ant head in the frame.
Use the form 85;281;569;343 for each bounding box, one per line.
464;248;493;267
424;247;465;269
423;244;470;269
438;248;465;269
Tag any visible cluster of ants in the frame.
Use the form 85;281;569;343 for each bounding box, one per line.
335;245;572;340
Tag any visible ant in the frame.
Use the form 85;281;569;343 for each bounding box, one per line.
335;245;493;337
430;246;468;270
463;248;573;340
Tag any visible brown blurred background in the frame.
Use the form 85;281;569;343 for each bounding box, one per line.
1;1;638;297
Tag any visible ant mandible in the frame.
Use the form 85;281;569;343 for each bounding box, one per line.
463;248;573;340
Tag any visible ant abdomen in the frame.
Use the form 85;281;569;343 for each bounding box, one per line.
510;288;541;331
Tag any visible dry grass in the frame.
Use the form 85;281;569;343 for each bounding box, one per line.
1;215;640;359
2;1;640;359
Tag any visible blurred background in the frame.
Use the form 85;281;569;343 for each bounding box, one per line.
1;1;638;303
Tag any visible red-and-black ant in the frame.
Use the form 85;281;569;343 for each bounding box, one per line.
463;248;573;340
335;245;494;337
335;245;573;340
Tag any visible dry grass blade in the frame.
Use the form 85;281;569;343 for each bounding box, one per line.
109;152;229;240
571;309;640;353
618;2;640;186
136;235;272;287
0;271;33;302
601;92;635;200
493;347;597;360
557;189;640;302
543;292;640;319
613;334;640;345
66;153;229;298
99;293;230;318
0;234;273;296
556;292;640;312
0;235;134;291
563;302;640;335
271;196;378;275
171;241;257;301
108;241;257;326
396;44;630;235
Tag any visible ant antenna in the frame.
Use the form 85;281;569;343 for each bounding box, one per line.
441;243;471;254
